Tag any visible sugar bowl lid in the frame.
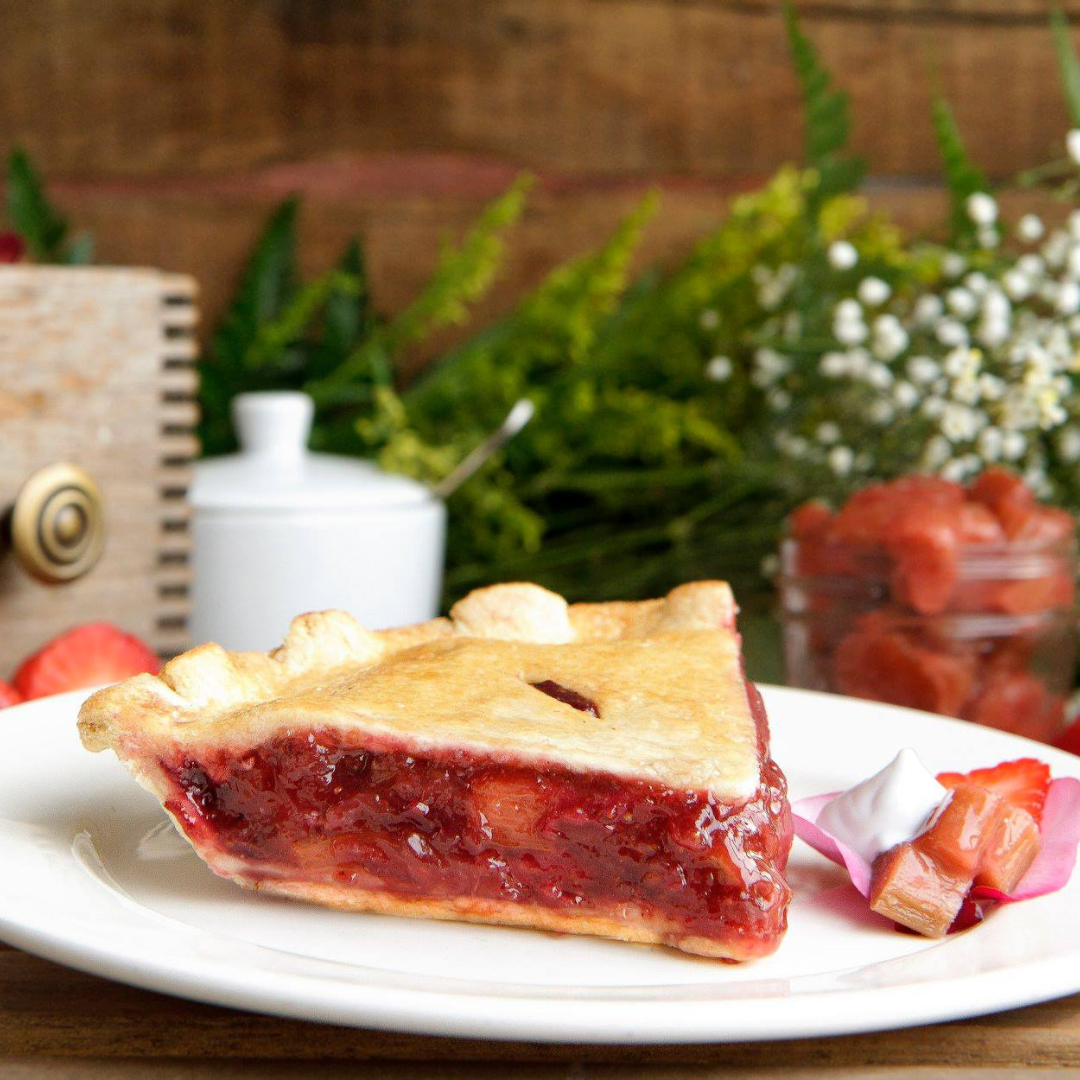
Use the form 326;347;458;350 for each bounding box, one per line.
190;392;432;512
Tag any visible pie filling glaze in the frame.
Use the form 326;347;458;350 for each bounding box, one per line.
80;581;793;960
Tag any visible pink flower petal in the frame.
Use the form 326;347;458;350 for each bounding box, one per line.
793;777;1080;911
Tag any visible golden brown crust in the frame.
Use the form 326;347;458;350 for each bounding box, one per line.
78;580;757;799
234;877;764;961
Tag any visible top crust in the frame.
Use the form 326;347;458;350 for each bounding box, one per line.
78;580;763;802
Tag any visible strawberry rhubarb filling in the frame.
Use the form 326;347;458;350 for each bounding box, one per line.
157;725;792;959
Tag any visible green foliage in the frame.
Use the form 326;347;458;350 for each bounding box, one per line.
931;96;990;243
199;181;528;456
1053;5;1080;128
4;148;93;263
782;1;865;206
306;177;532;406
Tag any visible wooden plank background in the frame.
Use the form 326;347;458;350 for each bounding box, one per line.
2;0;1080;364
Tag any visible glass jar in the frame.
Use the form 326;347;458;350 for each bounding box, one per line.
778;534;1078;743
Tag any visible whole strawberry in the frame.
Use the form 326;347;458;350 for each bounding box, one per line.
0;680;22;709
13;623;160;700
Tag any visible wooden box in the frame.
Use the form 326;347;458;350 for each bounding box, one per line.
0;267;198;672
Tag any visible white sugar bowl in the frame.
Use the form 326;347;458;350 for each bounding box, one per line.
189;392;445;651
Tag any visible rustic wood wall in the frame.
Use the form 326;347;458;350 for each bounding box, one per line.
2;0;1079;365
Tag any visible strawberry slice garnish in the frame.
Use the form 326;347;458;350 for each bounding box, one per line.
0;680;22;709
937;758;1051;822
13;623;160;700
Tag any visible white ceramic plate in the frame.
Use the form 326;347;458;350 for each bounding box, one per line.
1;685;1078;1043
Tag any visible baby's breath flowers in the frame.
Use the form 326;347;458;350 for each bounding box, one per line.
711;189;1080;501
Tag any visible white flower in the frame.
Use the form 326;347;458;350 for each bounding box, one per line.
768;389;792;412
914;295;944;325
871;314;908;361
835;298;863;323
922;396;947;419
828;445;855;475
941;459;968;482
699;309;720;331
1018;253;1046;279
923;435;952;468
947;287;978;320
981;287;1010;322
978;373;1006;400
1003;269;1033;301
820;351;849;377
1002;430;1027;460
1068;128;1080;166
845;348;871;377
941;403;980;442
1044;232;1070;269
816;421;841;445
964;272;989;296
978;227;1000;250
977;426;1004;461
966;192;998;226
857;277;891;306
943;253;967;279
828;241;858;270
936;319;969;347
705;356;733;381
751;348;790;388
866;362;895;389
787;435;809;458
1018;214;1045;243
894;380;919;409
1059;281;1080;315
868;399;895;424
908;355;940;384
978;319;1011;350
835;319;868;346
1059;426;1080;463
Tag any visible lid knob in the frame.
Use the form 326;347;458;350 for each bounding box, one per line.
232;392;314;460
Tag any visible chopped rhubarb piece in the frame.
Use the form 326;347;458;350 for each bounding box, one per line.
887;506;962;616
938;758;1052;821
976;806;1041;893
870;841;970;938
834;618;976;717
914;784;1006;879
789;501;833;539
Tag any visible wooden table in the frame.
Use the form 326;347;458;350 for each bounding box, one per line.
2;940;1079;1078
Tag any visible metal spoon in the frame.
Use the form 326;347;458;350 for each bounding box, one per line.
431;398;536;499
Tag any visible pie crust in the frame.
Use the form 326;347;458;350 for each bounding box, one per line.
79;581;792;960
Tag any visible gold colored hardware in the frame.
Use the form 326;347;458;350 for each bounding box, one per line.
6;463;106;584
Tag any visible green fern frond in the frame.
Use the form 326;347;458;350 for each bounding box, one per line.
1052;5;1080;128
931;95;989;242
307;176;531;401
782;1;864;201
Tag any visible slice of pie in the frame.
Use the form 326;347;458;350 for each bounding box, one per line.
79;581;792;960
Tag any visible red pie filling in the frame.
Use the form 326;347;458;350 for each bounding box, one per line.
158;689;791;958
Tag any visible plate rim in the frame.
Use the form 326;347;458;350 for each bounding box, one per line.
0;684;1078;1044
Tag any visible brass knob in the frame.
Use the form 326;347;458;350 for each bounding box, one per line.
7;464;106;584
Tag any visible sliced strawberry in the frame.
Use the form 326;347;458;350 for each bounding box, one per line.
0;680;22;709
13;623;160;700
937;758;1051;822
